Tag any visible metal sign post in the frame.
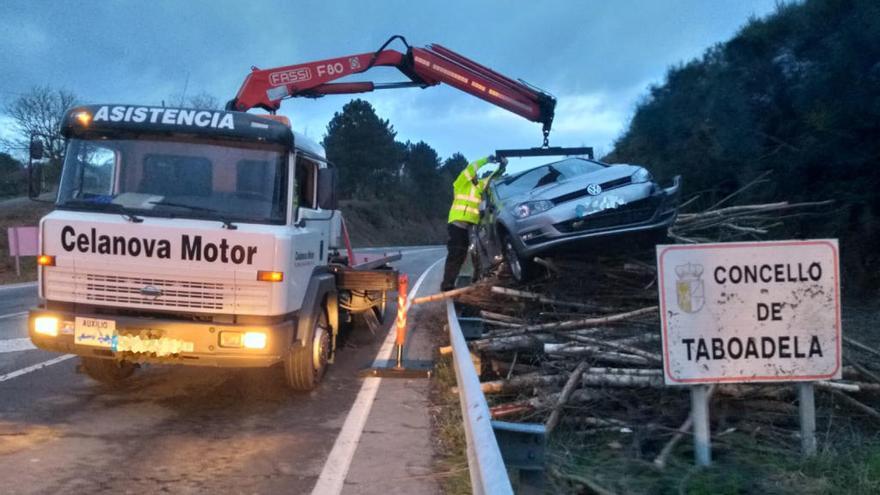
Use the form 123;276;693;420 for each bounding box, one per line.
11;227;21;277
798;382;817;456
691;385;712;466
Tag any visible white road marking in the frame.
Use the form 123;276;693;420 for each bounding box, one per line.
399;247;446;257
0;281;37;291
310;255;445;495
0;311;28;321
0;354;75;384
0;338;36;353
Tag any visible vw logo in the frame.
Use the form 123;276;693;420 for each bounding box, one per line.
140;286;163;298
586;183;603;196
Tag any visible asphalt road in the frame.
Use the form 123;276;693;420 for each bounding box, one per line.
0;246;446;494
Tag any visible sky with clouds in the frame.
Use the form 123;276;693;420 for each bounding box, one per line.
1;0;780;167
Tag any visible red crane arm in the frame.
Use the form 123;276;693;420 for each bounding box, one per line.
227;38;556;139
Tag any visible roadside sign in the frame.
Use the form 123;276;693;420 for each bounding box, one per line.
7;226;39;277
657;240;841;385
7;226;38;257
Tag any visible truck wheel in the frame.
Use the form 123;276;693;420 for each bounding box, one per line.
80;357;136;384
502;234;537;283
285;307;331;391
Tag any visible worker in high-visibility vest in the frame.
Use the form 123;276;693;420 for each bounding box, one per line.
441;154;507;291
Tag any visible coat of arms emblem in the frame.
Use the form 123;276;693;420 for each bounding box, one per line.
675;262;705;313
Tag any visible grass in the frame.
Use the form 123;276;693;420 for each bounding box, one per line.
0;197;53;284
549;415;880;494
431;353;472;495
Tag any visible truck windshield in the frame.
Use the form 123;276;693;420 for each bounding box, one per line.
56;137;288;224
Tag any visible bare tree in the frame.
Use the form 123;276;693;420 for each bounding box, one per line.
2;86;77;183
167;90;221;110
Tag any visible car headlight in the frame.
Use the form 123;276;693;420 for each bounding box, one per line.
631;168;653;183
513;200;554;219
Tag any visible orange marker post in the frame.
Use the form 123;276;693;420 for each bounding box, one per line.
395;273;409;368
358;271;429;379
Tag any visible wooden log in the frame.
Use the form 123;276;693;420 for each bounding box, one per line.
544;344;652;366
564;333;662;363
480;368;663;394
610;334;661;345
560;416;628;427
705;170;774;211
844;336;880;360
653;385;716;469
846;359;880;384
479;318;522;328
546;360;589;433
410;283;481;305
831;389;880;421
550;466;618;495
491;286;598;311
491;389;597;419
480;373;562;394
502;306;658;335
816;381;860;392
480;310;524;324
472;333;556;352
489;358;539;378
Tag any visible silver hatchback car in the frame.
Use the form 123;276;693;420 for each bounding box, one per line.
472;157;681;281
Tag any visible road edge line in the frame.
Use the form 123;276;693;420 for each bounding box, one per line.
0;337;37;354
0;311;28;321
0;281;37;291
0;354;75;383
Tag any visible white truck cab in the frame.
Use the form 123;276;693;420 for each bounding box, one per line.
28;104;395;390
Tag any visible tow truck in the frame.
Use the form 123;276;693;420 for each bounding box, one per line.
27;36;557;390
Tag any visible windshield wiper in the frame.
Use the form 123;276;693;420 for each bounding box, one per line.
62;199;144;223
148;200;238;230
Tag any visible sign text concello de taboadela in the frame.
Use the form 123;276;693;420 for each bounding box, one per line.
656;240;841;385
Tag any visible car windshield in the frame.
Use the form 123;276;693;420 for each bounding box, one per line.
495;157;605;199
56;136;288;224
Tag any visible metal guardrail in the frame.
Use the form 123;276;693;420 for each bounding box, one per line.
445;299;514;495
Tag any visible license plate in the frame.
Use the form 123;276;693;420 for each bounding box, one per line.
577;195;627;217
74;317;116;348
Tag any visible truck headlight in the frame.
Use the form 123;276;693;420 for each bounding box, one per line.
243;332;267;349
631;168;653;183
513;200;554;219
34;316;59;337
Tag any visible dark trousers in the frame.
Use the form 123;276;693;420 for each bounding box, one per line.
441;223;470;291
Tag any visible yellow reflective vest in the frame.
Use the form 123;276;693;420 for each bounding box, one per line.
448;156;493;225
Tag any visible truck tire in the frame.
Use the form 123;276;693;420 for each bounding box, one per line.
284;305;331;391
80;357;136;384
502;234;537;283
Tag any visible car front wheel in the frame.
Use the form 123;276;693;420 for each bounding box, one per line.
502;234;537;283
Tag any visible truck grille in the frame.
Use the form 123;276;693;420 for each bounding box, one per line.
551;176;633;205
85;274;226;310
44;268;270;314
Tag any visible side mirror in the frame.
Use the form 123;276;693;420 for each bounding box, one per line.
29;139;44;160
27;164;43;199
317;167;338;210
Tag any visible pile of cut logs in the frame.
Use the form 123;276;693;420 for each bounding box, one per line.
445;197;879;470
